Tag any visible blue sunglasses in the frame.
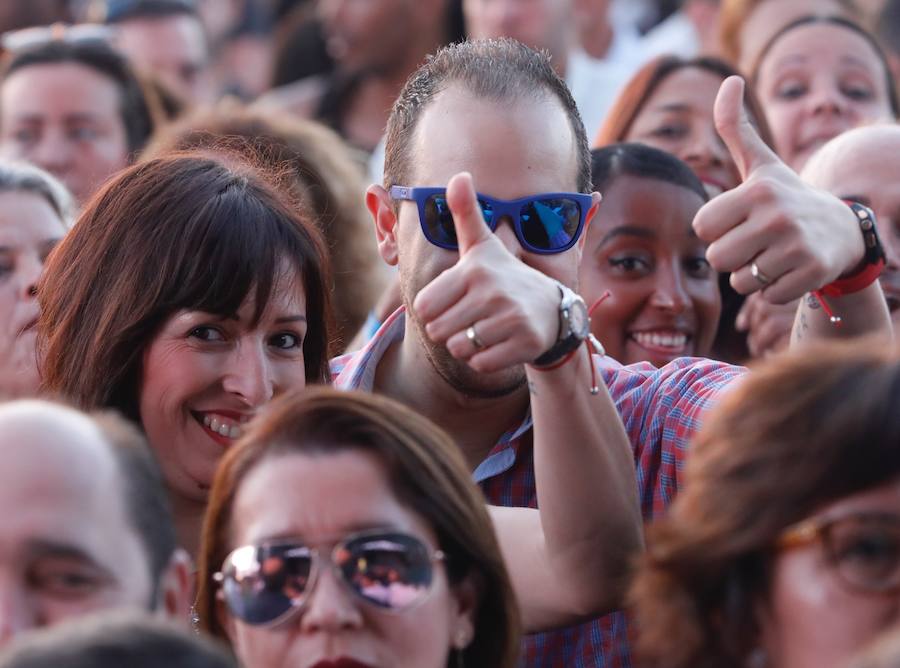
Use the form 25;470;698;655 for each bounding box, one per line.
390;186;592;255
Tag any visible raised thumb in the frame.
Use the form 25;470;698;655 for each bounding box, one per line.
446;172;492;255
714;75;779;181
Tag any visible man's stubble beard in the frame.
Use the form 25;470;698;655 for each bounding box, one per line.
402;287;527;400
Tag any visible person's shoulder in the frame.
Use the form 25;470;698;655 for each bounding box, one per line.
599;355;745;397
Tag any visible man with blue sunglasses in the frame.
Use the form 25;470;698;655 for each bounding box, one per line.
333;38;893;667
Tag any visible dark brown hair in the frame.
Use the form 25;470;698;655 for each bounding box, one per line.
144;106;385;350
197;387;521;668
1;39;158;156
594;55;775;150
38;152;332;422
631;341;900;668
384;38;591;193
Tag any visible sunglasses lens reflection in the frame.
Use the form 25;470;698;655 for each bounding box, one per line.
423;193;579;252
339;533;435;610
221;533;436;625
423;194;457;247
222;544;313;625
520;198;582;252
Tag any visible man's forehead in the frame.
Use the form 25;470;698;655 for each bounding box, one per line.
407;83;579;194
0;405;117;486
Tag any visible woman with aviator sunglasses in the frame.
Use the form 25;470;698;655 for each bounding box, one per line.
630;341;900;668
197;387;520;668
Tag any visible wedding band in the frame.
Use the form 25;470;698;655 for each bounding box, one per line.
465;325;485;350
751;261;772;286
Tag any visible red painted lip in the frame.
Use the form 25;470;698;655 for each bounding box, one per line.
309;659;375;668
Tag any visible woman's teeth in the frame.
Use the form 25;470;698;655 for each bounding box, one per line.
632;332;689;351
202;414;243;439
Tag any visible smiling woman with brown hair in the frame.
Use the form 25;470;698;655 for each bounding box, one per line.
37;151;332;556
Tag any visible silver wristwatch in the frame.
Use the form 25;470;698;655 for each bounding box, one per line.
532;282;590;367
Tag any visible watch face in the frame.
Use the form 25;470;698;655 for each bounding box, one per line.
569;298;590;339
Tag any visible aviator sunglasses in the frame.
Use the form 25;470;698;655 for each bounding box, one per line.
214;530;446;626
390;185;592;255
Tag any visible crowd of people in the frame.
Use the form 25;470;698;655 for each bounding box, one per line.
0;0;899;667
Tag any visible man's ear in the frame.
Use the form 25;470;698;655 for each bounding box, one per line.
156;548;193;626
578;191;601;252
367;184;400;266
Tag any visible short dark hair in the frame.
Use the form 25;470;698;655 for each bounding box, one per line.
104;0;198;23
92;411;177;603
39;152;333;422
590;143;709;203
0;613;235;668
1;40;158;156
383;38;591;193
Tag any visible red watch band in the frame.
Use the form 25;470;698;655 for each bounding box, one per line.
817;258;885;298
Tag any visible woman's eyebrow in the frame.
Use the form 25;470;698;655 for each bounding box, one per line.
651;102;692;113
598;226;656;246
274;315;307;325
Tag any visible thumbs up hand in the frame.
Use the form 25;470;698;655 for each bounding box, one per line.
693;76;865;305
412;172;579;373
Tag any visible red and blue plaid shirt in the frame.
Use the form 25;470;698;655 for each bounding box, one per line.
332;308;743;668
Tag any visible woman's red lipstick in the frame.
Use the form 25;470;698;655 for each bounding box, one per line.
309;659;375;668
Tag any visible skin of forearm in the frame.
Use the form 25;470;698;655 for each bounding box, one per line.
525;349;643;618
791;281;893;346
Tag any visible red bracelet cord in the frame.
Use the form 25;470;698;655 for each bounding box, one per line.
809;258;886;327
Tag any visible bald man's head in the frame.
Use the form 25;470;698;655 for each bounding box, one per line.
802;124;900;325
0;401;183;646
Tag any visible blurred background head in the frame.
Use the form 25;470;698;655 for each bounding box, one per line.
0;613;234;668
103;0;212;106
0;34;158;204
750;15;898;172
0;161;71;400
719;0;862;73
0;401;189;648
